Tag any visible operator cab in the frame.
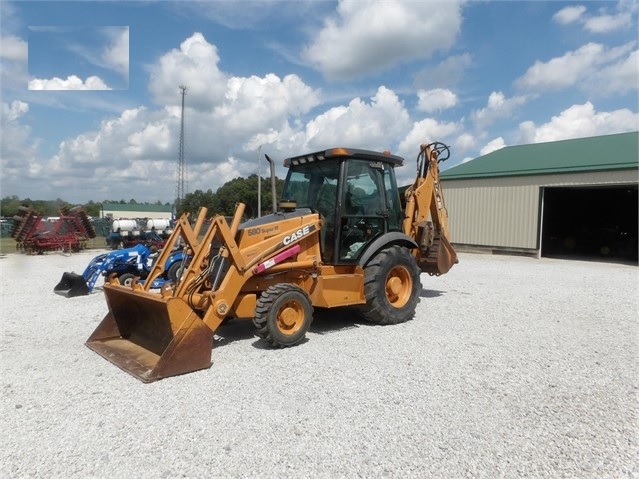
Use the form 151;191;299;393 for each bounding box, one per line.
282;147;404;264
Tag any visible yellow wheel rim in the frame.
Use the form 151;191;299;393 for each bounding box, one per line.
277;300;304;335
385;265;412;308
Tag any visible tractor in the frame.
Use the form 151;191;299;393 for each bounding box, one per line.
86;142;458;382
54;243;185;298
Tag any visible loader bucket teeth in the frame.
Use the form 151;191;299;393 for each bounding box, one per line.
85;284;213;382
54;272;89;297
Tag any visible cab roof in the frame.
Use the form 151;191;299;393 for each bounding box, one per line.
283;147;404;168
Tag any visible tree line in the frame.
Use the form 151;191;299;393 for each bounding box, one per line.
177;174;284;218
1;174;284;219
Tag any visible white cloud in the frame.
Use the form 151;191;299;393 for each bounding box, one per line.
28;75;111;90
55;27;129;84
190;157;255;191
584;11;634;34
517;102;639;143
102;27;129;77
390;117;461;185
516;43;605;91
395;116;461;180
471;91;527;129
400;118;460;150
416;89;458;113
0;34;29;90
515;42;636;94
4;6;636;205
2;100;28;122
0;34;27;61
52;107;150;171
1;101;41;181
480;137;506;156
588;48;639;96
25;33;324;201
454;133;476;155
148;32;227;109
303;86;410;151
220;73;320;132
553;2;637;34
553;5;586;25
124;121;172;158
302;0;463;80
414;53;473;90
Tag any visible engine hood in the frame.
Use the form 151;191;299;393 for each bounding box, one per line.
239;208;313;230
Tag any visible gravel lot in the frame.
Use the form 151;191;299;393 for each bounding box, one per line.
1;250;637;478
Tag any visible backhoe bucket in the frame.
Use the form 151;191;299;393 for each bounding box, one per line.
418;234;459;276
86;284;213;382
54;272;89;298
434;233;458;275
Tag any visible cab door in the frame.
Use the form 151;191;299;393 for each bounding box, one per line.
337;159;400;262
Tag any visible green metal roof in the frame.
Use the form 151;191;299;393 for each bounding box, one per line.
441;132;638;180
102;203;173;213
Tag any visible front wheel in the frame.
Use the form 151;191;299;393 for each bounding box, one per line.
118;273;136;287
253;284;313;348
356;245;421;325
167;261;182;283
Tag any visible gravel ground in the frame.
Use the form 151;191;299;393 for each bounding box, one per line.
0;250;637;478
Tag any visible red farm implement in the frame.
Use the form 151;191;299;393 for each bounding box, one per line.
11;206;97;254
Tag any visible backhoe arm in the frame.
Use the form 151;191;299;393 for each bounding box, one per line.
403;142;458;275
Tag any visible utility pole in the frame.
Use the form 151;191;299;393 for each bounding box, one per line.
257;145;262;217
175;85;187;213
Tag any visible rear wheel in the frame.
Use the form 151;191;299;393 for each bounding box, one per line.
254;284;313;347
356;245;421;324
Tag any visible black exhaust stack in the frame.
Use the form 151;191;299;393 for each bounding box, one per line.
265;154;278;213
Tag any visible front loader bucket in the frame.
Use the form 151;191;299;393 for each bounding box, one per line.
86;284;213;382
54;272;89;297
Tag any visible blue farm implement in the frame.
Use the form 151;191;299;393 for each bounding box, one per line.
54;244;185;298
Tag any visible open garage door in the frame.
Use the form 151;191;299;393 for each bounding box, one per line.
541;185;638;262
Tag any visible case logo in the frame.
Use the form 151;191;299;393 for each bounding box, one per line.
283;225;314;245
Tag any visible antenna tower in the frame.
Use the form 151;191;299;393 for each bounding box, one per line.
175;85;187;209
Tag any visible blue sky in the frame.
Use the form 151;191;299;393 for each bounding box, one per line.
1;0;637;204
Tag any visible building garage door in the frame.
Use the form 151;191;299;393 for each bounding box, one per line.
541;185;638;262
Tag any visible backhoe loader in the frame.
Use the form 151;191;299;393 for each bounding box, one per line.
86;142;458;382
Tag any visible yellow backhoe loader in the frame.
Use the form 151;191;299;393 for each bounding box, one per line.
86;142;458;382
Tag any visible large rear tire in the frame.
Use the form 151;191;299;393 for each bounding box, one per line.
356;245;421;324
254;284;313;348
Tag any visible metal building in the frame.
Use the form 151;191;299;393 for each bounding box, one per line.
440;132;638;261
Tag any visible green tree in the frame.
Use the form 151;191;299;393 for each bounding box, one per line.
0;196;22;217
84;201;101;217
215;177;255;217
178;189;218;217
